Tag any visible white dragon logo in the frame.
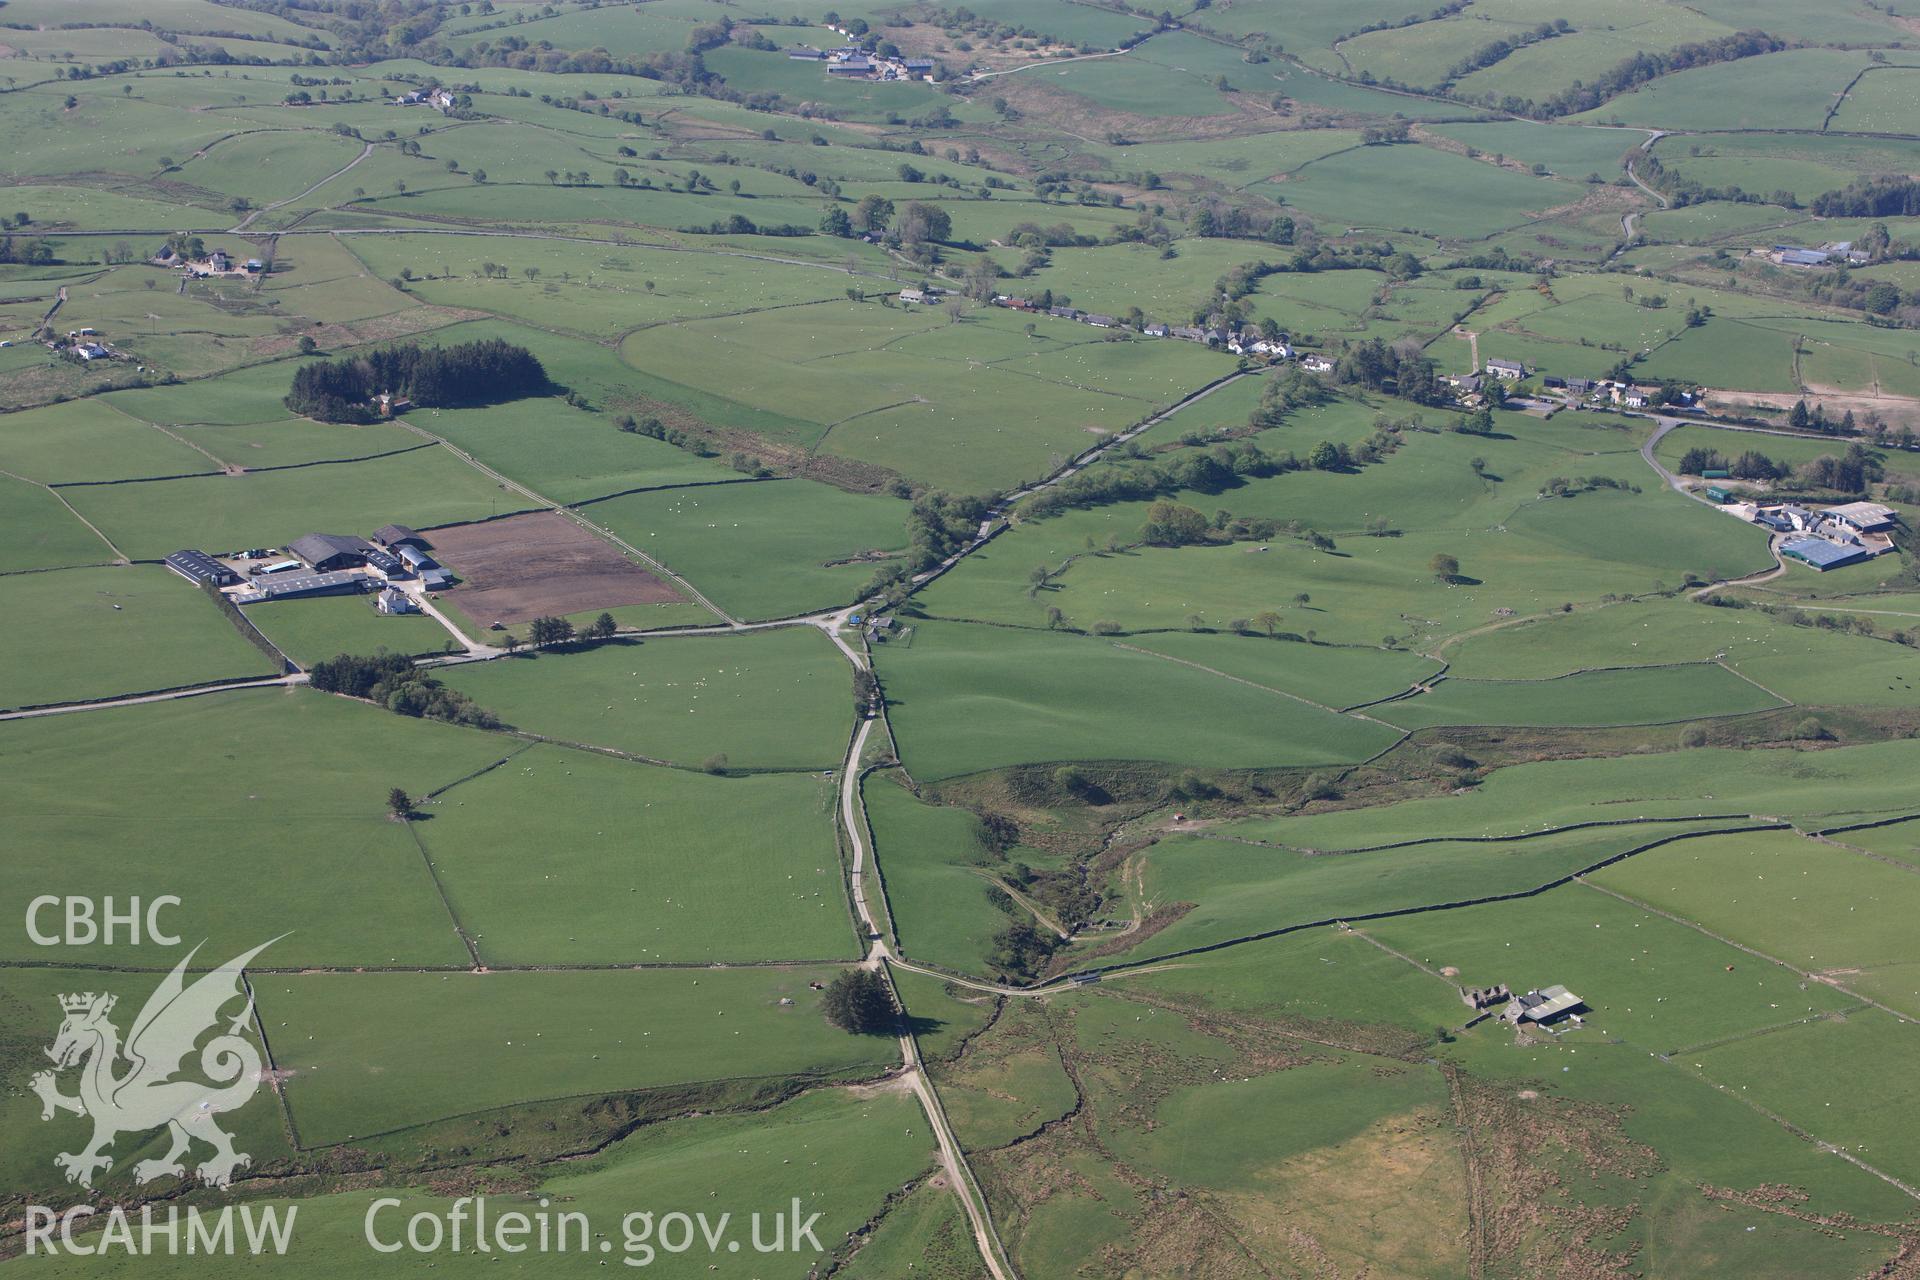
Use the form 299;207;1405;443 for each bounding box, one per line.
31;939;278;1190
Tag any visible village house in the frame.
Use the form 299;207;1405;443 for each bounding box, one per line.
1486;357;1527;380
1300;354;1335;373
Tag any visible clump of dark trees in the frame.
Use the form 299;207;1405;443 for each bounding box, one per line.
286;338;550;422
1679;440;1880;494
820;968;895;1034
308;652;502;728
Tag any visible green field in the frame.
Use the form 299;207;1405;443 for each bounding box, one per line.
244;592;449;667
418;744;855;965
439;626;851;769
1372;661;1784;728
0;689;508;968
270;966;896;1143
9;16;1920;1276
876;620;1403;780
61;446;529;559
582;479;908;621
0;564;281;710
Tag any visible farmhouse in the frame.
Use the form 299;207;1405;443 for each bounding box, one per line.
1084;313;1116;328
1144;322;1169;337
1461;983;1511;1011
163;549;242;588
1301;355;1335;373
376;587;419;615
1486;358;1527;380
1501;984;1584;1027
898;287;928;304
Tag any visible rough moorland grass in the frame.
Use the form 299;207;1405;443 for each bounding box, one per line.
439;626;852;770
875;620;1403;780
419;745;855;965
582;479;908;621
0;689;508;968
269;966;897;1143
1372;662;1783;729
243;592;448;668
61;446;528;560
0;563;280;710
1117;819;1753;964
1591;829;1920;1010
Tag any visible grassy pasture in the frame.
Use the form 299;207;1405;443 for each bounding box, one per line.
581;479;908;621
1117;818;1754;964
1372;662;1783;729
1574;49;1879;131
0;689;509;968
1368;883;1857;1054
0;564;280;710
0;183;222;232
60;445;526;560
341;233;852;337
1275;143;1580;242
244;592;447;667
0;476;118;571
1443;597;1920;710
1829;66;1920;134
418;744;855;965
1593;829;1920;1010
874;620;1403;780
864;773;1038;976
1122;632;1440;710
179;418;420;469
270;966;896;1143
415;396;740;505
1688;1011;1920;1187
71;1087;936;1279
439;626;851;770
921;457;1770;646
175;128;362;205
1238;740;1920;854
0;399;213;483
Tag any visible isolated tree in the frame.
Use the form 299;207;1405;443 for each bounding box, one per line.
820;205;853;237
821;968;896;1034
1253;610;1284;637
386;787;414;819
297;335;318;355
1430;553;1461;582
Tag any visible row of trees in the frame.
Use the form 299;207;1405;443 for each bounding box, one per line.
285;338;549;422
308;652;501;728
